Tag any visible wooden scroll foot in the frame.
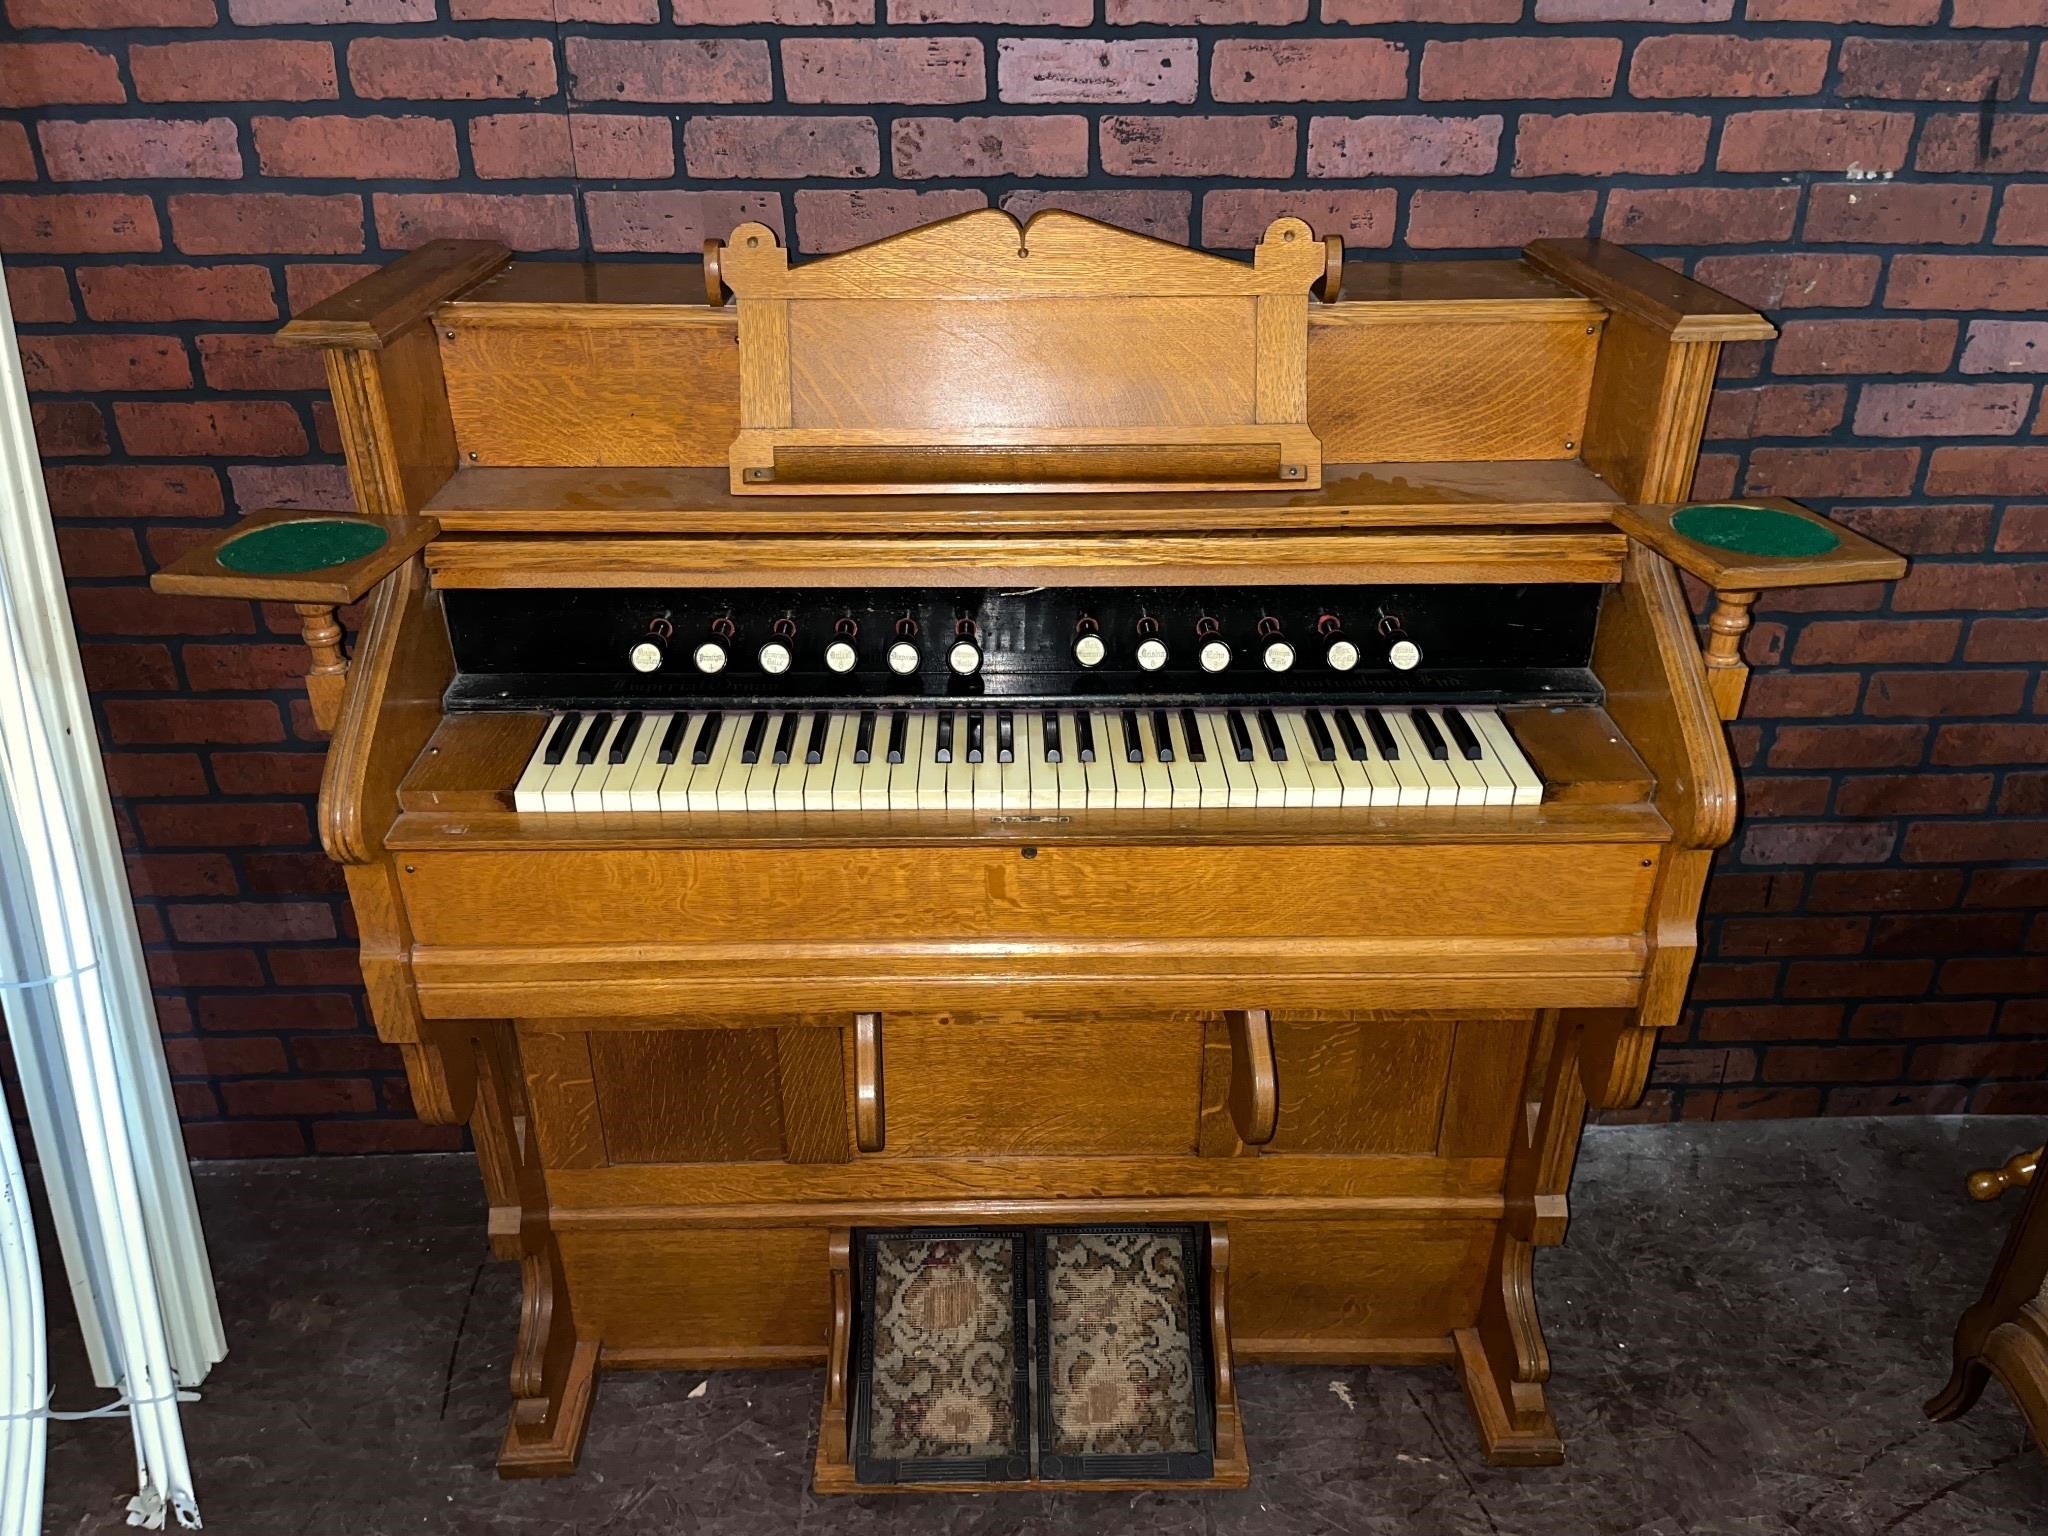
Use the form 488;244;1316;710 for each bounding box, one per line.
1928;1302;2048;1454
1456;1234;1563;1466
498;1235;599;1478
1453;1325;1563;1467
1969;1144;2042;1202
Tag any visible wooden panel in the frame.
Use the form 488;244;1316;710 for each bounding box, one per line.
280;238;510;350
440;320;740;467
560;1227;829;1359
788;297;1256;431
777;1025;852;1164
400;842;1661;949
1231;1219;1495;1351
1265;1014;1453;1155
877;1015;1202;1157
423;527;1626;589
1438;1015;1536;1160
420;458;1622;535
520;1027;605;1168
722;211;1325;495
1523;238;1776;343
1309;316;1596;463
587;1029;783;1163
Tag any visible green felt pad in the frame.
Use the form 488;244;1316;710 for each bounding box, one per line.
217;517;388;575
1672;503;1839;559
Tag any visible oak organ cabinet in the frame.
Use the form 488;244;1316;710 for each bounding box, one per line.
156;213;1903;1492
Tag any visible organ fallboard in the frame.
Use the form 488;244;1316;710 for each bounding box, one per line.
154;212;1905;1493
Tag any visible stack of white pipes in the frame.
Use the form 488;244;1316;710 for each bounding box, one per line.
0;263;225;1529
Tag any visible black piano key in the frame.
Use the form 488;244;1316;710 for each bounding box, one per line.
1334;708;1367;762
1179;708;1207;764
1364;708;1399;760
1256;708;1287;762
772;711;799;765
1303;708;1336;762
1444;707;1484;762
1043;710;1063;763
1120;708;1144;763
1410;707;1449;761
607;710;643;765
853;709;876;765
965;711;984;764
804;710;830;765
1149;708;1174;764
691;711;724;765
740;711;768;765
576;712;613;766
997;710;1014;764
1226;710;1254;763
1075;711;1096;763
655;712;689;765
886;710;908;764
541;712;582;766
935;711;954;764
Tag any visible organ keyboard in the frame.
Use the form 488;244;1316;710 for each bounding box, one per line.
510;705;1545;814
155;212;1905;1494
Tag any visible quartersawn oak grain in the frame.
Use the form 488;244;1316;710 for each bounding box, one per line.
157;216;1911;1491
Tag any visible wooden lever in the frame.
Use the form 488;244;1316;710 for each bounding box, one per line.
1225;1008;1278;1147
853;1012;884;1153
1969;1144;2041;1202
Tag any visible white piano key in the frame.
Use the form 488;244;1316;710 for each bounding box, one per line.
1388;711;1458;806
1217;712;1258;808
1426;710;1490;806
628;713;677;812
998;711;1031;811
943;710;978;809
1051;711;1087;809
744;714;787;811
1131;712;1172;809
675;715;724;812
1285;711;1344;809
1242;714;1287;808
1261;712;1313;809
1190;712;1229;809
972;713;1005;810
805;713;847;812
1360;710;1427;807
712;714;759;811
831;713;869;810
1471;709;1544;805
1324;712;1376;809
915;712;949;809
1160;713;1200;809
569;715;623;814
857;713;896;810
512;716;561;812
537;716;596;813
1442;708;1515;806
771;718;811;810
600;714;657;812
1080;712;1120;808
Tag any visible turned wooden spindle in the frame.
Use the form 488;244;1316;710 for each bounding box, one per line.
1969;1144;2042;1202
295;602;349;734
1702;589;1757;722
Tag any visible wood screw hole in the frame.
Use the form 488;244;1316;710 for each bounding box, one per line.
1021;847;1038;859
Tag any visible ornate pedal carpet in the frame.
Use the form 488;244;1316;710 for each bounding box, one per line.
853;1228;1030;1484
1035;1224;1215;1481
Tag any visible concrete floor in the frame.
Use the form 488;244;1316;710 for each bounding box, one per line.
35;1117;2048;1535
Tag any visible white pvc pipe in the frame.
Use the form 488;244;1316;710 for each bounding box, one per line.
0;1086;48;1536
0;254;219;1527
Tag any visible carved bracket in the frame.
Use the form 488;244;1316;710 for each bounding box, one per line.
853;1011;884;1153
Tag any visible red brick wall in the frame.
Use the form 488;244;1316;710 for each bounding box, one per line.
2;3;2045;1156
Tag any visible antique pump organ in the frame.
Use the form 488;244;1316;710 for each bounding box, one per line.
157;213;1902;1490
